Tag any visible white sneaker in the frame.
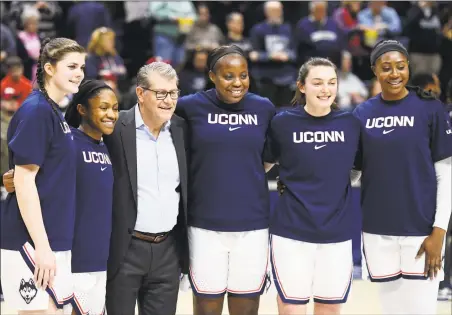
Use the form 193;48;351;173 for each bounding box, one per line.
438;287;452;301
179;274;191;292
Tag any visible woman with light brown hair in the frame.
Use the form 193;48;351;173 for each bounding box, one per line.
1;36;85;314
85;27;126;84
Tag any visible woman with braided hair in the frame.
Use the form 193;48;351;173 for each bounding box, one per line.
0;37;85;313
353;39;452;314
3;79;118;315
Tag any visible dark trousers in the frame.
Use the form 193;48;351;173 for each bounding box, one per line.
106;234;180;315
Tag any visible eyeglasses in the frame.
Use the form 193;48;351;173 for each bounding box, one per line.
140;87;180;100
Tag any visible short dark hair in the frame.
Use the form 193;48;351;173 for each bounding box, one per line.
226;12;242;24
6;56;23;69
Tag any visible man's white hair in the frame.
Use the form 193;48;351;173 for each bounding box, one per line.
136;62;179;88
264;1;282;11
309;1;328;11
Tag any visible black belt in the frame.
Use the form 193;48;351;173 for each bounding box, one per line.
132;230;171;244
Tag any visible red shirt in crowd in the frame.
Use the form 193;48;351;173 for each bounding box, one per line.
0;74;33;109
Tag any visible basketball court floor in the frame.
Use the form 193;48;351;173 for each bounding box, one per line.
1;279;451;314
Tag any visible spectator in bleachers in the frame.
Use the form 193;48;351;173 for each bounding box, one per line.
446;79;452;118
122;2;152;79
0;2;5;22
225;12;253;57
85;27;127;89
224;11;261;94
357;1;401;47
404;1;442;75
0;87;18;185
294;1;345;67
205;2;246;35
0;21;17;80
337;51;368;110
8;1;62;40
185;4;225;52
0;26;16;62
0;83;21;189
249;1;296;107
0;57;32;110
67;1;112;48
333;1;365;56
333;1;377;82
178;49;208;96
102;2;126;53
410;73;442;98
439;14;452;103
149;1;197;68
118;81;138;111
16;6;40;83
96;69;123;109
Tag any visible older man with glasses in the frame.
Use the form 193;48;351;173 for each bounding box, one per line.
104;61;189;315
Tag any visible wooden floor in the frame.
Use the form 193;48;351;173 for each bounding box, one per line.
1;280;451;314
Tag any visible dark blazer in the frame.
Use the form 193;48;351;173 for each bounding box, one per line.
104;105;189;280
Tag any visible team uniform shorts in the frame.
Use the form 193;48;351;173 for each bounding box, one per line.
188;226;269;297
270;235;353;305
0;242;73;310
362;232;444;282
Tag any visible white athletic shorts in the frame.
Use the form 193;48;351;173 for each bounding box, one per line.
188;227;269;297
0;242;74;310
71;271;107;315
362;232;445;282
270;235;353;305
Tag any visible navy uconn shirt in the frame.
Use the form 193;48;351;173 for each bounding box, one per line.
71;128;113;273
1;90;76;251
265;107;360;243
353;91;452;236
176;89;275;231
